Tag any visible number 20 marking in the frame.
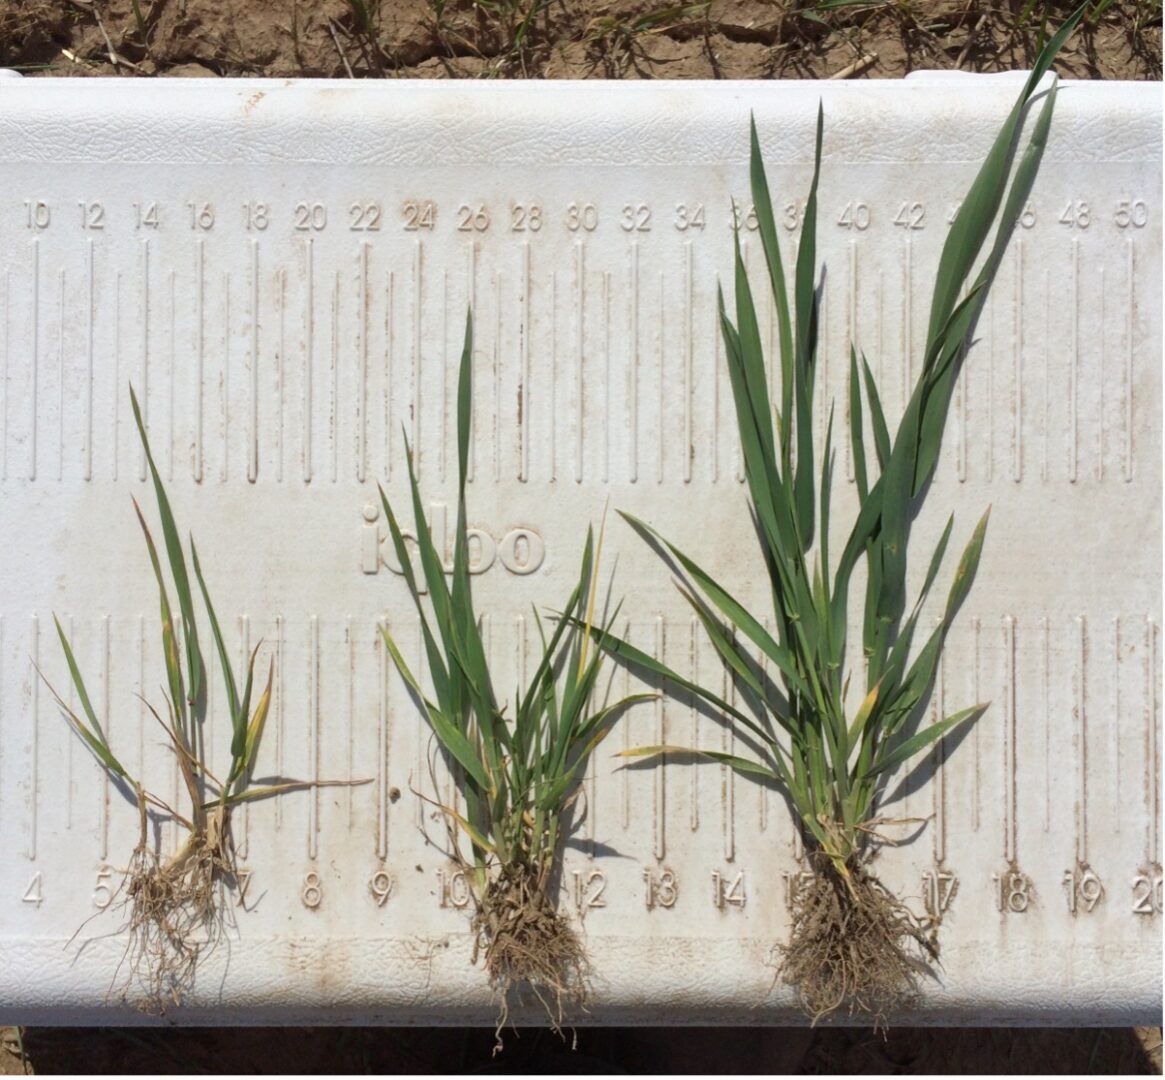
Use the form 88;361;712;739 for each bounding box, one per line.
294;202;327;231
1132;874;1163;915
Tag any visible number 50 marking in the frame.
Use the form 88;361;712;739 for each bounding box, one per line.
1114;199;1148;229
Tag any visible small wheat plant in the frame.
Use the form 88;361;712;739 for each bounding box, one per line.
379;312;650;1046
46;386;364;1012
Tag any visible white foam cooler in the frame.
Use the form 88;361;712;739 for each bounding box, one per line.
0;74;1159;1024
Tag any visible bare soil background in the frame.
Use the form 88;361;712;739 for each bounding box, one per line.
0;0;1159;79
0;0;1160;1074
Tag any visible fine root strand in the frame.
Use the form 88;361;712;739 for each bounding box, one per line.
470;863;589;1054
107;804;237;1013
777;854;939;1029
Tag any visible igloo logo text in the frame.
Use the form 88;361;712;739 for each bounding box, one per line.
361;501;545;585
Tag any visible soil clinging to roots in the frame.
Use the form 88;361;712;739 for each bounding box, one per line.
471;863;588;1049
778;855;939;1028
114;809;235;1013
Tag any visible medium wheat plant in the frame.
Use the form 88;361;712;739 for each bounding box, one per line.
379;313;650;1047
47;386;362;1012
593;10;1085;1024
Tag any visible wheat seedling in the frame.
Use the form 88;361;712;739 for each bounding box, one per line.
379;312;651;1048
588;9;1085;1025
46;385;364;1012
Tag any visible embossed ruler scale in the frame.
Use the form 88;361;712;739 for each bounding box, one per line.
0;76;1158;1023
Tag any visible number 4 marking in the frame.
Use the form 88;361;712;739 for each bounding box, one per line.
22;872;43;907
